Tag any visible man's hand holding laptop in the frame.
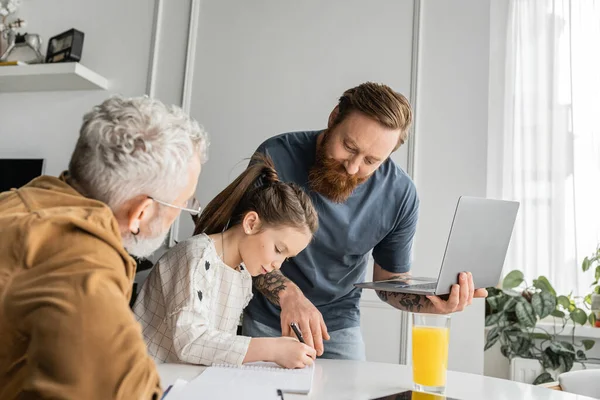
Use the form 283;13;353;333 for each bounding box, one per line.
357;197;519;315
425;272;488;313
372;265;488;315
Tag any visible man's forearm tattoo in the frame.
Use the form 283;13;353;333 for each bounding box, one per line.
376;291;432;312
375;272;433;313
253;270;289;306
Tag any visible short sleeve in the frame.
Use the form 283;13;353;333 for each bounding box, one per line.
372;185;420;273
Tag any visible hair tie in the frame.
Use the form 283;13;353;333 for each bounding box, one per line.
254;173;267;189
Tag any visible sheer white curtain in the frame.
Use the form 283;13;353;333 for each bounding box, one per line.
502;0;600;296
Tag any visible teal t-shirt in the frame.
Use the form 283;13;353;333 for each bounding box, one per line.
244;130;419;332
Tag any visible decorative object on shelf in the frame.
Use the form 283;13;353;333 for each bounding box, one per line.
45;28;84;63
0;1;44;64
0;30;43;63
581;246;600;327
484;270;596;385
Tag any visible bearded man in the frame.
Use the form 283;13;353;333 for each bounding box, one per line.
241;82;486;360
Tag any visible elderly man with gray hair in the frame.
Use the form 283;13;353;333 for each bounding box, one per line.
0;96;208;400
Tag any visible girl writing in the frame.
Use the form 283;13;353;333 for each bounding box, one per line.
134;155;318;368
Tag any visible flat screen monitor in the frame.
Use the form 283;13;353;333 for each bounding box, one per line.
0;159;45;192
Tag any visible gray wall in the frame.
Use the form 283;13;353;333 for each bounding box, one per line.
0;0;156;173
181;0;414;240
412;0;492;374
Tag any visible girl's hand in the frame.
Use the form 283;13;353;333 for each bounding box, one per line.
271;337;316;369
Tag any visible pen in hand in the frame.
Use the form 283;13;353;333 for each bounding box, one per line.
290;322;305;344
290;322;318;361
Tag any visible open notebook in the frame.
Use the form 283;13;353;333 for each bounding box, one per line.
172;361;315;399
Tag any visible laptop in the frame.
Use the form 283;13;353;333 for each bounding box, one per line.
0;158;45;192
354;196;519;296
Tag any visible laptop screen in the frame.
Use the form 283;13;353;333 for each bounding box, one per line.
0;159;45;192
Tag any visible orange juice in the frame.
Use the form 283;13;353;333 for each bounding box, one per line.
412;391;444;400
412;326;450;387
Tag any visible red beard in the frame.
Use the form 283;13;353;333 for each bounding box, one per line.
308;133;368;203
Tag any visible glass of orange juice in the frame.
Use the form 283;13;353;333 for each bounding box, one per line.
411;313;451;394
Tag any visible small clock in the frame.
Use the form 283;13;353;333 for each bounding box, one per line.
45;28;84;63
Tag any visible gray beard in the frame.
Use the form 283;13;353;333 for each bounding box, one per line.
122;218;170;258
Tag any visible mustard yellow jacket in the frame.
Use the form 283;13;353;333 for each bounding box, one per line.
0;175;162;399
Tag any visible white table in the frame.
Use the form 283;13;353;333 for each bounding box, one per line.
157;359;595;400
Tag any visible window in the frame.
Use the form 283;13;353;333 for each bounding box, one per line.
495;0;600;296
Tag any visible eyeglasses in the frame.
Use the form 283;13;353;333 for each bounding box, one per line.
149;196;202;215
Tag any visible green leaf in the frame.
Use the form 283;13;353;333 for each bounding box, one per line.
544;347;561;369
503;289;524;297
541;352;555;369
530;332;552;340
560;354;574;372
557;295;571;309
484;327;502;351
571;308;588;325
500;344;512;359
550;342;575;355
501;326;522;340
487;287;502;297
585;294;593;305
485;312;505;327
589;313;596;326
504;298;518;312
503;270;524;289
510;337;532;357
596;286;600;295
531;292;556;319
505;312;520;324
583;257;591;272
596;265;600;281
560;341;575;352
551;309;565;318
486;295;506;312
540;353;552;369
516;301;537;327
582;339;595;351
533;276;556;296
533;372;554;385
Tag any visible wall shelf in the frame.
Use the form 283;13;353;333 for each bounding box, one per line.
0;62;109;93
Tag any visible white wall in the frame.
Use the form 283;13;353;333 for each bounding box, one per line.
487;0;510;201
0;0;157;175
412;0;492;375
183;0;414;241
151;0;192;107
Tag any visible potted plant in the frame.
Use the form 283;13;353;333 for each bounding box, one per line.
582;246;600;327
485;270;595;385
